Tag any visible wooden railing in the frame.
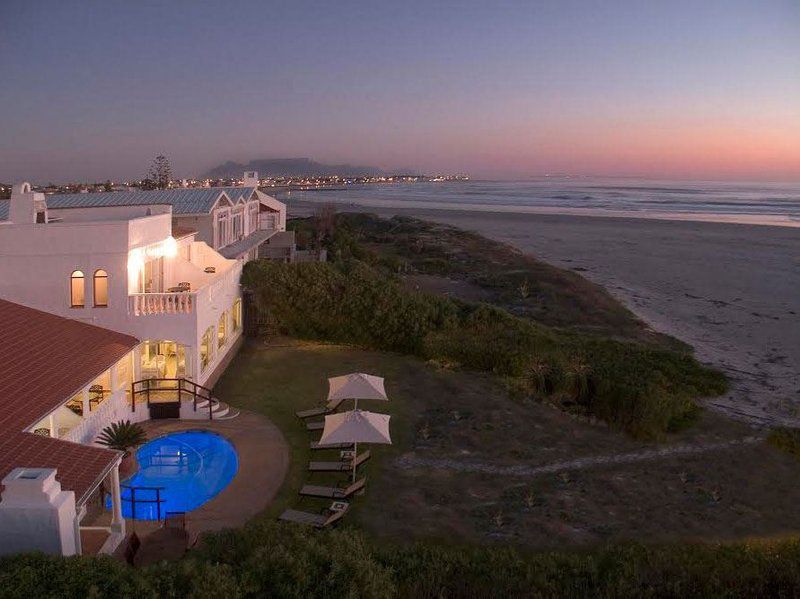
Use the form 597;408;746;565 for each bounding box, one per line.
131;378;217;420
128;292;194;316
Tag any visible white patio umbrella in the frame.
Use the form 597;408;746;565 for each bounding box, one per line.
327;373;388;410
318;409;392;482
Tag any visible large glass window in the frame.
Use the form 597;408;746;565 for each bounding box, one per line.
93;269;108;307
218;312;227;348
200;326;214;371
232;299;242;331
70;270;85;307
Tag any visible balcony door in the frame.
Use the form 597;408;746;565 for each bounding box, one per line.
140;258;164;293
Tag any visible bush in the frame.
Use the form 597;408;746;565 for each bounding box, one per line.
6;526;800;597
242;258;726;440
767;427;800;459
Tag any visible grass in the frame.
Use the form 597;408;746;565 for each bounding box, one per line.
767;427;800;460
214;339;800;550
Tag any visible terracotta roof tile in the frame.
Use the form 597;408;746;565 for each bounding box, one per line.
0;299;139;503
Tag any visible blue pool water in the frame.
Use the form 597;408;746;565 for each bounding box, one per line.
110;430;238;520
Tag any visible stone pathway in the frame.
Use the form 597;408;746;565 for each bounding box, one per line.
395;436;764;478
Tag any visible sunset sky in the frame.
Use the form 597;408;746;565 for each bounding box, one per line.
1;0;799;182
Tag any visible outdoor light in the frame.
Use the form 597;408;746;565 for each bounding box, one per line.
127;248;144;275
162;236;178;258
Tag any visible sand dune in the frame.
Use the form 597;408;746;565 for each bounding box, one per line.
291;200;800;427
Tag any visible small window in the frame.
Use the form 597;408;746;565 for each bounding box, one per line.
70;270;85;307
93;269;108;307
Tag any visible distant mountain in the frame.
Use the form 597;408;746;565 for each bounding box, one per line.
202;158;388;179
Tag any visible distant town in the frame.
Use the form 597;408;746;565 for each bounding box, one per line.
0;173;469;199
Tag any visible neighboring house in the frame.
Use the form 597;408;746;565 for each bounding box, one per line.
0;299;137;556
23;171;289;262
0;182;251;388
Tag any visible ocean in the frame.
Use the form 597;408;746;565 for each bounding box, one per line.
284;178;800;227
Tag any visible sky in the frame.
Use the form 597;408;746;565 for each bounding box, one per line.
1;0;799;182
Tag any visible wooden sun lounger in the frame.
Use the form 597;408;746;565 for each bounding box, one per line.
279;504;348;528
308;450;371;472
296;406;331;419
300;477;366;499
310;441;354;450
306;421;324;432
295;397;345;419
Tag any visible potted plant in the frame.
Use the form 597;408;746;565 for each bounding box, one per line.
97;420;147;478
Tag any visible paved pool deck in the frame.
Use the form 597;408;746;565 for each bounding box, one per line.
133;409;289;537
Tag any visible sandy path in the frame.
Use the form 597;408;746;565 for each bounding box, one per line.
395;436;764;477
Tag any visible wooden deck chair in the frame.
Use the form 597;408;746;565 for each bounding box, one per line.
279;504;348;528
296;406;331;419
295;397;346;420
310;441;354;450
309;450;371;472
306;421;324;432
300;477;366;499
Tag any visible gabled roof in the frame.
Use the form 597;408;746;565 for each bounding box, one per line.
0;186;257;218
0;299;140;503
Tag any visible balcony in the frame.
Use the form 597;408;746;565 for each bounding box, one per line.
127;240;241;317
129;292;194;316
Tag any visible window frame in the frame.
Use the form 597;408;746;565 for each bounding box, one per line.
69;270;85;308
93;269;109;307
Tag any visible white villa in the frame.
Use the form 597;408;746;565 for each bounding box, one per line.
0;174;292;556
0;173;288;389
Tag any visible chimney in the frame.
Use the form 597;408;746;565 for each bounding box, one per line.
9;182;48;224
0;468;78;556
243;171;259;187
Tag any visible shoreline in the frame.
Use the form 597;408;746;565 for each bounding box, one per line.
281;194;800;229
289;199;800;428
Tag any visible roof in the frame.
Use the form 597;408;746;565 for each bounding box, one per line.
218;229;276;259
171;225;198;240
0;299;140;503
0;187;257;220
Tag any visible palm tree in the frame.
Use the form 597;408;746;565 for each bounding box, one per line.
96;420;146;455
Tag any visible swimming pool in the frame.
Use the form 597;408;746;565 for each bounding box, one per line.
111;430;239;520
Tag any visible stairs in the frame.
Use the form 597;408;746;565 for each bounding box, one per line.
194;397;240;420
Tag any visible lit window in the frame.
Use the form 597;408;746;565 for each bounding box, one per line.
70;270;85;307
218;312;227;348
200;326;214;371
232;299;242;331
93;269;108;307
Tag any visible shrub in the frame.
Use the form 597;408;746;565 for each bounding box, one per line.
243;257;726;440
767;427;800;459
6;526;800;597
96;420;147;455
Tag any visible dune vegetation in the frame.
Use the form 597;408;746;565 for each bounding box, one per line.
244;213;726;440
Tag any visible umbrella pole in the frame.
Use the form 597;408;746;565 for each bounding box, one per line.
353;441;358;483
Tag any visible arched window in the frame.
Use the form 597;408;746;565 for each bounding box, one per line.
70;270;85;307
93;269;108;307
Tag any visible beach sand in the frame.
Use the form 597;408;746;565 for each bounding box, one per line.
290;200;800;427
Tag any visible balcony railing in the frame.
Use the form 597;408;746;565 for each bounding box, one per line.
129;292;194;316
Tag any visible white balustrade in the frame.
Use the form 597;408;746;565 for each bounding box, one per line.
129;292;195;316
61;390;139;445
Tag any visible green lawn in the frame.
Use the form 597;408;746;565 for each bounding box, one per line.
213;338;417;521
215;339;800;550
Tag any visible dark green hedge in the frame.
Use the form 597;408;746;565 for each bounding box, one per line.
4;523;800;598
242;260;726;439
